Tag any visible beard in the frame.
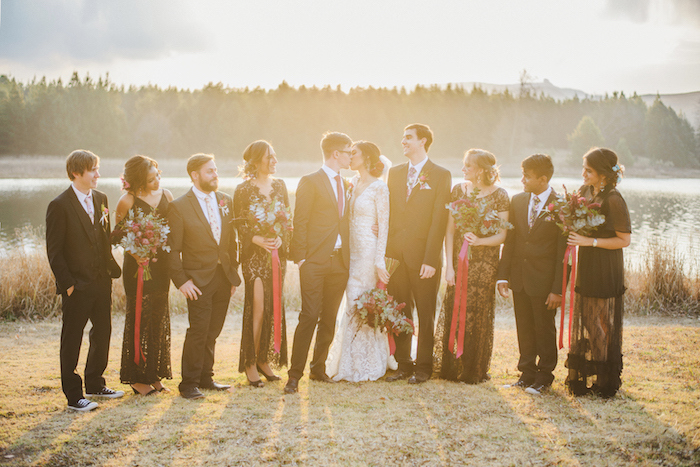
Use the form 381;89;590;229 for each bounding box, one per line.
200;178;219;192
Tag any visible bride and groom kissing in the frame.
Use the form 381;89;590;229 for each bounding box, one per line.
284;124;451;394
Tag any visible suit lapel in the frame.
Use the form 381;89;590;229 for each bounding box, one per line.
67;187;97;243
407;159;433;203
318;169;341;218
530;190;556;233
216;191;230;245
187;189;216;243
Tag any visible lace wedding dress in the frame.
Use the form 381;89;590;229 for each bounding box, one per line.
326;178;398;382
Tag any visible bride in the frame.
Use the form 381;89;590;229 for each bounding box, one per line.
326;141;397;382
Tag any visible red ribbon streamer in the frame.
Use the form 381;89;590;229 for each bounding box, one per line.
377;280;396;355
271;248;282;354
448;239;470;358
559;245;578;349
133;265;146;365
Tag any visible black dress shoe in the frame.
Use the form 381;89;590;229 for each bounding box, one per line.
309;372;336;383
408;373;429;384
200;381;231;391
257;364;282;382
525;383;549;395
503;379;531;389
284;378;298;394
180;387;205;400
386;369;413;382
247;378;264;388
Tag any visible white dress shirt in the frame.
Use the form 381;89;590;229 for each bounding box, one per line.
321;164;344;249
529;186;552;221
192;185;222;235
72;184;94;222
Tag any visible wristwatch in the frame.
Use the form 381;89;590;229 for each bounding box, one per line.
592;238;598;248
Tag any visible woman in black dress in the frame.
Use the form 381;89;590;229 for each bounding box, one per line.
566;148;631;397
437;149;510;383
114;155;174;395
234;141;290;387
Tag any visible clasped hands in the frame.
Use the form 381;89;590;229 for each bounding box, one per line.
253;235;282;252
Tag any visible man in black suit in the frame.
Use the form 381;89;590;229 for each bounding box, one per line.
168;154;241;399
385;123;451;384
46;150;123;412
285;132;352;394
497;153;566;395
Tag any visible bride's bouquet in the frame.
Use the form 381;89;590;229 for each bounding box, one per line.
246;198;293;239
543;186;605;236
350;257;413;354
446;187;513;239
111;208;171;280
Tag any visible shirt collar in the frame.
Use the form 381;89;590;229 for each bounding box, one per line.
531;186;552;204
409;157;428;174
71;183;92;203
192;185;216;202
321;164;340;180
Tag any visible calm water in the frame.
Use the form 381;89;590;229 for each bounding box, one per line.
1;176;698;268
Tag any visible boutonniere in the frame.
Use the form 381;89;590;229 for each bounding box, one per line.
99;204;109;226
542;202;558;222
219;198;230;217
346;180;355;200
416;172;431;190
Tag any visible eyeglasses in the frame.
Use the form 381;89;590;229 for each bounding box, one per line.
338;150;351;155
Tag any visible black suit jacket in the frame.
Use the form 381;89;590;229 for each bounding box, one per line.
167;189;241;289
46;187;121;294
289;169;350;267
386;160;451;270
497;190;567;296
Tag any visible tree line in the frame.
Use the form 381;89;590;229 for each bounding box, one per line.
1;72;698;168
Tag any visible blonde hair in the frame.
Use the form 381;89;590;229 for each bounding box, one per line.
465;148;500;186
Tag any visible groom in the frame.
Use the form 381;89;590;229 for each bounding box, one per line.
285;132;352;394
386;123;451;384
497;153;566;395
168;154;240;399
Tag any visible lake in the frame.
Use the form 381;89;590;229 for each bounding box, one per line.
1;176;698;269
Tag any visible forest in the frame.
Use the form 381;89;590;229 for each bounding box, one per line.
0;72;698;168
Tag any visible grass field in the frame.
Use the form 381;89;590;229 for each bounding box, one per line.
1;309;699;466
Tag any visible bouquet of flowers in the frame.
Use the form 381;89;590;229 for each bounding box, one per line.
543;186;605;236
246;198;293;238
446;187;513;238
111;208;171;280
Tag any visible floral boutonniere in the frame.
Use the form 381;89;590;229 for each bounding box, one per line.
346;180;355;200
219;198;230;217
416;172;431;191
99;203;109;226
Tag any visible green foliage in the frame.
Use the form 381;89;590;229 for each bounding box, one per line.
0;73;698;167
568;115;605;161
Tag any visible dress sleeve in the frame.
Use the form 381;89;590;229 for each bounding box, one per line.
495;187;510;212
605;191;632;234
233;182;254;251
450;183;462;202
374;182;390;269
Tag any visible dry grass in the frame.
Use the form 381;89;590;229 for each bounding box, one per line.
0;309;699;466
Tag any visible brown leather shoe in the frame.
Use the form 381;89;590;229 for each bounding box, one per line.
309;372;336;383
284;378;299;394
386;369;414;382
180;387;205;400
408;373;429;384
200;381;231;391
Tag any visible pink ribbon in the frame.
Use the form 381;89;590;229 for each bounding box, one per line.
559;245;578;349
133;265;146;365
448;239;470;358
271;248;282;353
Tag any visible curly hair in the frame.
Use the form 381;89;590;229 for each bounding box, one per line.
240;140;273;179
584;147;624;187
353;141;384;177
465;148;500;186
122;155;159;193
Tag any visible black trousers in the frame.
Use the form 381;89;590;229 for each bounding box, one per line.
288;252;348;380
512;290;558;386
60;276;112;404
180;265;231;391
388;260;441;377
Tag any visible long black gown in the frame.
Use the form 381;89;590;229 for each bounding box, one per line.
566;185;631;397
234;178;290;372
119;195;172;385
435;185;510;383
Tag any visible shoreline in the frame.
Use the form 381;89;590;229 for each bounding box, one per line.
2;155;699;179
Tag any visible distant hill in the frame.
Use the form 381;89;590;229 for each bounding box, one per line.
451;80;700;128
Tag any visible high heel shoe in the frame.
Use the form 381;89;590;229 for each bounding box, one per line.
257;364;281;382
247;378;264;388
131;385;158;396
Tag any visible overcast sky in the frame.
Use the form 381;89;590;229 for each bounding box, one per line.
1;0;698;94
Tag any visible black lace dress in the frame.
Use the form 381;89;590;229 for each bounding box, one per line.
566;185;631;397
234;179;290;372
435;185;510;383
119;195;172;385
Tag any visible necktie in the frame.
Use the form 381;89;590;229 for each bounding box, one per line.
204;196;221;244
85;194;94;224
529;195;540;229
335;175;344;217
406;166;418;200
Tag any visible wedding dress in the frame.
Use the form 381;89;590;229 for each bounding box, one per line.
326;178;398;382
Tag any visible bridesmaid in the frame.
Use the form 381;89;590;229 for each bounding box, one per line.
566;148;631;397
438;149;510;383
114;155;174;395
234;140;290;387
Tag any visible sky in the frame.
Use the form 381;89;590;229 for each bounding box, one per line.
0;0;699;95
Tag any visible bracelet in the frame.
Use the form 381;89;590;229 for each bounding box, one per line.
592;238;598;248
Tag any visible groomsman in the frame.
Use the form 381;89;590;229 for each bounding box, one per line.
46;150;123;412
386;124;451;384
168;154;240;399
497;154;566;395
285;132;352;394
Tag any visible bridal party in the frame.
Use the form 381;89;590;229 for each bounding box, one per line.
45;123;631;412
